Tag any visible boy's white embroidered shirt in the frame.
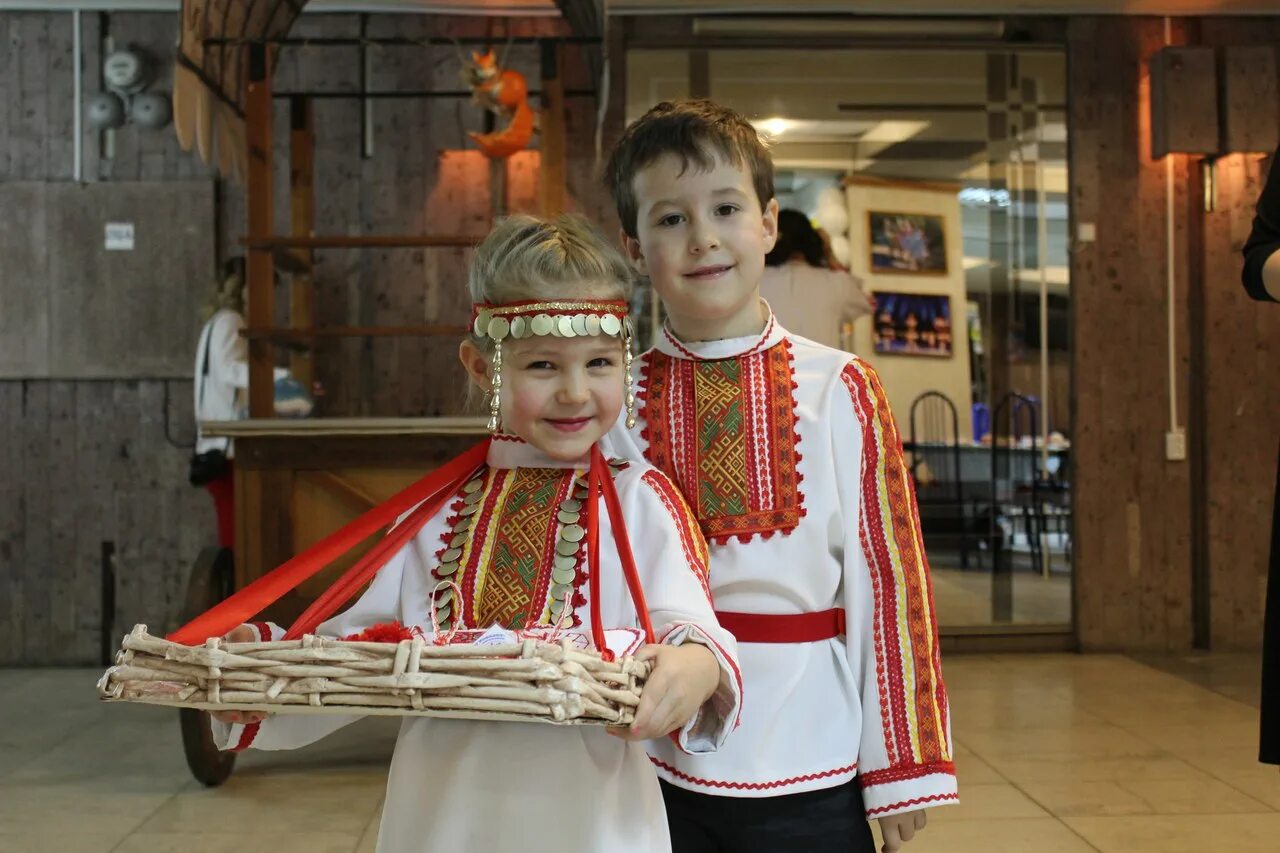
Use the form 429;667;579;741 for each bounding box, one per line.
607;306;957;817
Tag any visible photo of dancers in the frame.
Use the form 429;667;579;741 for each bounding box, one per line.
872;291;954;357
869;211;948;274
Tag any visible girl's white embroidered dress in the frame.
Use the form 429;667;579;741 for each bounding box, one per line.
608;306;957;818
215;439;742;852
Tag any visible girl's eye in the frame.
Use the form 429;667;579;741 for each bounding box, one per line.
715;203;740;217
525;361;554;370
657;213;684;228
587;357;615;369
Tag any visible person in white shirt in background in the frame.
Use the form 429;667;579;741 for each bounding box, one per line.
760;208;873;351
192;257;302;550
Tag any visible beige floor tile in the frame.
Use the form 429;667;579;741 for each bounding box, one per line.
356;802;384;853
959;723;1161;759
1086;696;1258;731
0;781;175;839
927;784;1049;821
111;833;360;853
7;705;192;786
134;766;385;836
0;834;119;853
1123;721;1261;757
1175;747;1280;810
952;749;1006;785
873;817;1097;853
947;687;1108;732
1064;813;1280;853
1018;777;1272;817
984;753;1213;786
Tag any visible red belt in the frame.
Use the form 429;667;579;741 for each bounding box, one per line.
715;608;846;643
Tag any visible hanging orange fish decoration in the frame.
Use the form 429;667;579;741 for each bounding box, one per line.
461;50;535;160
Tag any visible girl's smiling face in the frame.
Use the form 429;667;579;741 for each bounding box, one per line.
461;333;624;461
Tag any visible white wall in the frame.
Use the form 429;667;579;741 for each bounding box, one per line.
848;179;973;442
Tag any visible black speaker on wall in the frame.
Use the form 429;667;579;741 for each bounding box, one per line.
1150;46;1220;159
1150;44;1280;159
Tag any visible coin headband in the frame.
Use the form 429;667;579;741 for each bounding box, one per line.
470;300;632;342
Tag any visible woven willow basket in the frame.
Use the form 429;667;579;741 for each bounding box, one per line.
98;625;649;725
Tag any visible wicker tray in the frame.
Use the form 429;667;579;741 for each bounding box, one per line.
98;624;649;726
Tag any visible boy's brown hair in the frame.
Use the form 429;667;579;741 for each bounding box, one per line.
604;99;775;238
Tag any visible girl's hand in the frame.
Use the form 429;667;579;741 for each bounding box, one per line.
210;625;268;725
877;809;927;853
608;643;719;741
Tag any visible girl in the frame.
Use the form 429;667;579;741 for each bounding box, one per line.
208;215;742;852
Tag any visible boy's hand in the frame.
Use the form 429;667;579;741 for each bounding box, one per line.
608;643;719;741
210;625;268;725
877;809;927;853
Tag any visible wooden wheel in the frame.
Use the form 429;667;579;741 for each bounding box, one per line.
178;546;238;787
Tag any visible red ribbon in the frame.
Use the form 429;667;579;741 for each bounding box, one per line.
168;438;657;658
588;447;656;650
167;440;490;645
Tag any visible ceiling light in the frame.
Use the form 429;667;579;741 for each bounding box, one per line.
758;117;793;137
694;17;1005;40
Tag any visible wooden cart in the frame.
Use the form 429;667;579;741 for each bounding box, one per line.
179;418;486;784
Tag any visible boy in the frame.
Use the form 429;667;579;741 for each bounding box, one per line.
604;100;956;853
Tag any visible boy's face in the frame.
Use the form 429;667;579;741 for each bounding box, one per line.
621;151;778;340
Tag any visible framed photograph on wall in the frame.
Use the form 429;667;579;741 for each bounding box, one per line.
872;291;953;358
868;211;948;275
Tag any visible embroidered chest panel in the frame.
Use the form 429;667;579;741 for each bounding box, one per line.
430;462;625;631
640;340;805;544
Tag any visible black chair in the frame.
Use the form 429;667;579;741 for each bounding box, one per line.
989;392;1048;619
908;391;972;570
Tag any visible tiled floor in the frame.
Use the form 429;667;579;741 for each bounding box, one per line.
2;654;1276;852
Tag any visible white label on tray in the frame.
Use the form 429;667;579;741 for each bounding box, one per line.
473;625;518;646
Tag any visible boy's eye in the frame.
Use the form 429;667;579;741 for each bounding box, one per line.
715;203;740;217
657;213;685;228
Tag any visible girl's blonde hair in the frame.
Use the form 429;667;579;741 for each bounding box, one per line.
467;214;633;349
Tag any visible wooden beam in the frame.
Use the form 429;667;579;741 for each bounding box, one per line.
241;234;478;249
554;0;601;41
246;43;275;419
540;42;567;217
243;325;469;341
289;96;316;394
553;0;603;82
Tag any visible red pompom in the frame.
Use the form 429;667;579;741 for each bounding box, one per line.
343;621;417;643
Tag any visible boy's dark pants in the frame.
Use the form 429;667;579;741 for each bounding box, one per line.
660;778;877;853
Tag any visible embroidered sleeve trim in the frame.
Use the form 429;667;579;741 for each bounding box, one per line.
649;757;858;792
864;793;960;817
858;760;956;787
841;358;952;771
657;622;745;739
640;470;712;602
